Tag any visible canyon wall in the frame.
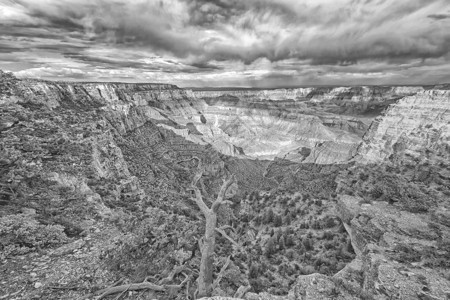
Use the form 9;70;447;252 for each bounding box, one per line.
3;70;439;166
188;86;424;163
357;89;450;163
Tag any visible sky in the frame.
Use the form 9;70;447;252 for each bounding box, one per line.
0;0;449;87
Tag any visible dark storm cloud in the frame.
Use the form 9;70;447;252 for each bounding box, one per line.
62;52;153;70
4;0;449;64
0;26;64;40
2;0;200;57
174;0;450;66
182;0;296;28
62;51;221;73
428;14;450;20
189;62;222;71
0;43;26;54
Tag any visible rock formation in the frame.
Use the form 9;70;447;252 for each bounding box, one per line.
186;86;423;163
357;89;450;163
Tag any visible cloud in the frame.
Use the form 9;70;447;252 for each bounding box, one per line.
428;13;450;20
0;0;449;86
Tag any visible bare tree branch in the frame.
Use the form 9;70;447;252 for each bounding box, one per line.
187;161;211;214
218;225;235;233
234;285;251;298
176;156;200;166
96;282;165;299
199;177;210;198
211;175;235;213
96;273;191;300
215;228;240;249
191;161;204;187
189;185;210;215
158;265;186;285
211;256;232;291
165;273;190;289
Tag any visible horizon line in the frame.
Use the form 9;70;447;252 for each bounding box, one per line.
4;71;449;90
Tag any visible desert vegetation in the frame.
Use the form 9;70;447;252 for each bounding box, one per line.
95;159;355;298
231;188;354;295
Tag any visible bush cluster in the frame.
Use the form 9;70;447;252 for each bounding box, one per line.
0;214;68;257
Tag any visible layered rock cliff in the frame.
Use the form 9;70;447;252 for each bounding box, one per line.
357;89;450;163
3;73;423;165
2;70;433;166
187;86;423;163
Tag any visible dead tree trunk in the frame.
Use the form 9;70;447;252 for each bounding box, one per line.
198;212;217;297
189;164;235;298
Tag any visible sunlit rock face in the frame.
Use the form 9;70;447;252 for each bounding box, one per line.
187;86;422;163
356;89;450;163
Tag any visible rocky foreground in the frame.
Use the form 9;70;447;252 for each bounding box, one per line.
0;70;449;299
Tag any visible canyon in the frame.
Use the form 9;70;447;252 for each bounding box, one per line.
0;69;449;300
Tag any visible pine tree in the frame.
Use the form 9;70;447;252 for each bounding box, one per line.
249;263;259;279
284;214;292;226
264;208;274;224
274;214;282;227
265;237;276;257
254;215;261;227
285;234;295;247
302;237;313;251
279;235;286;250
270;228;275;236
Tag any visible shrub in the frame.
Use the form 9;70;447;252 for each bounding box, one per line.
359;173;369;181
300;265;315;275
285;234;295;247
0;214;68;257
265;237;276;257
249;263;260;278
324;217;336;228
302;237;313;251
391;244;421;263
274;214;283;227
250;277;270;293
264;208;275;224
